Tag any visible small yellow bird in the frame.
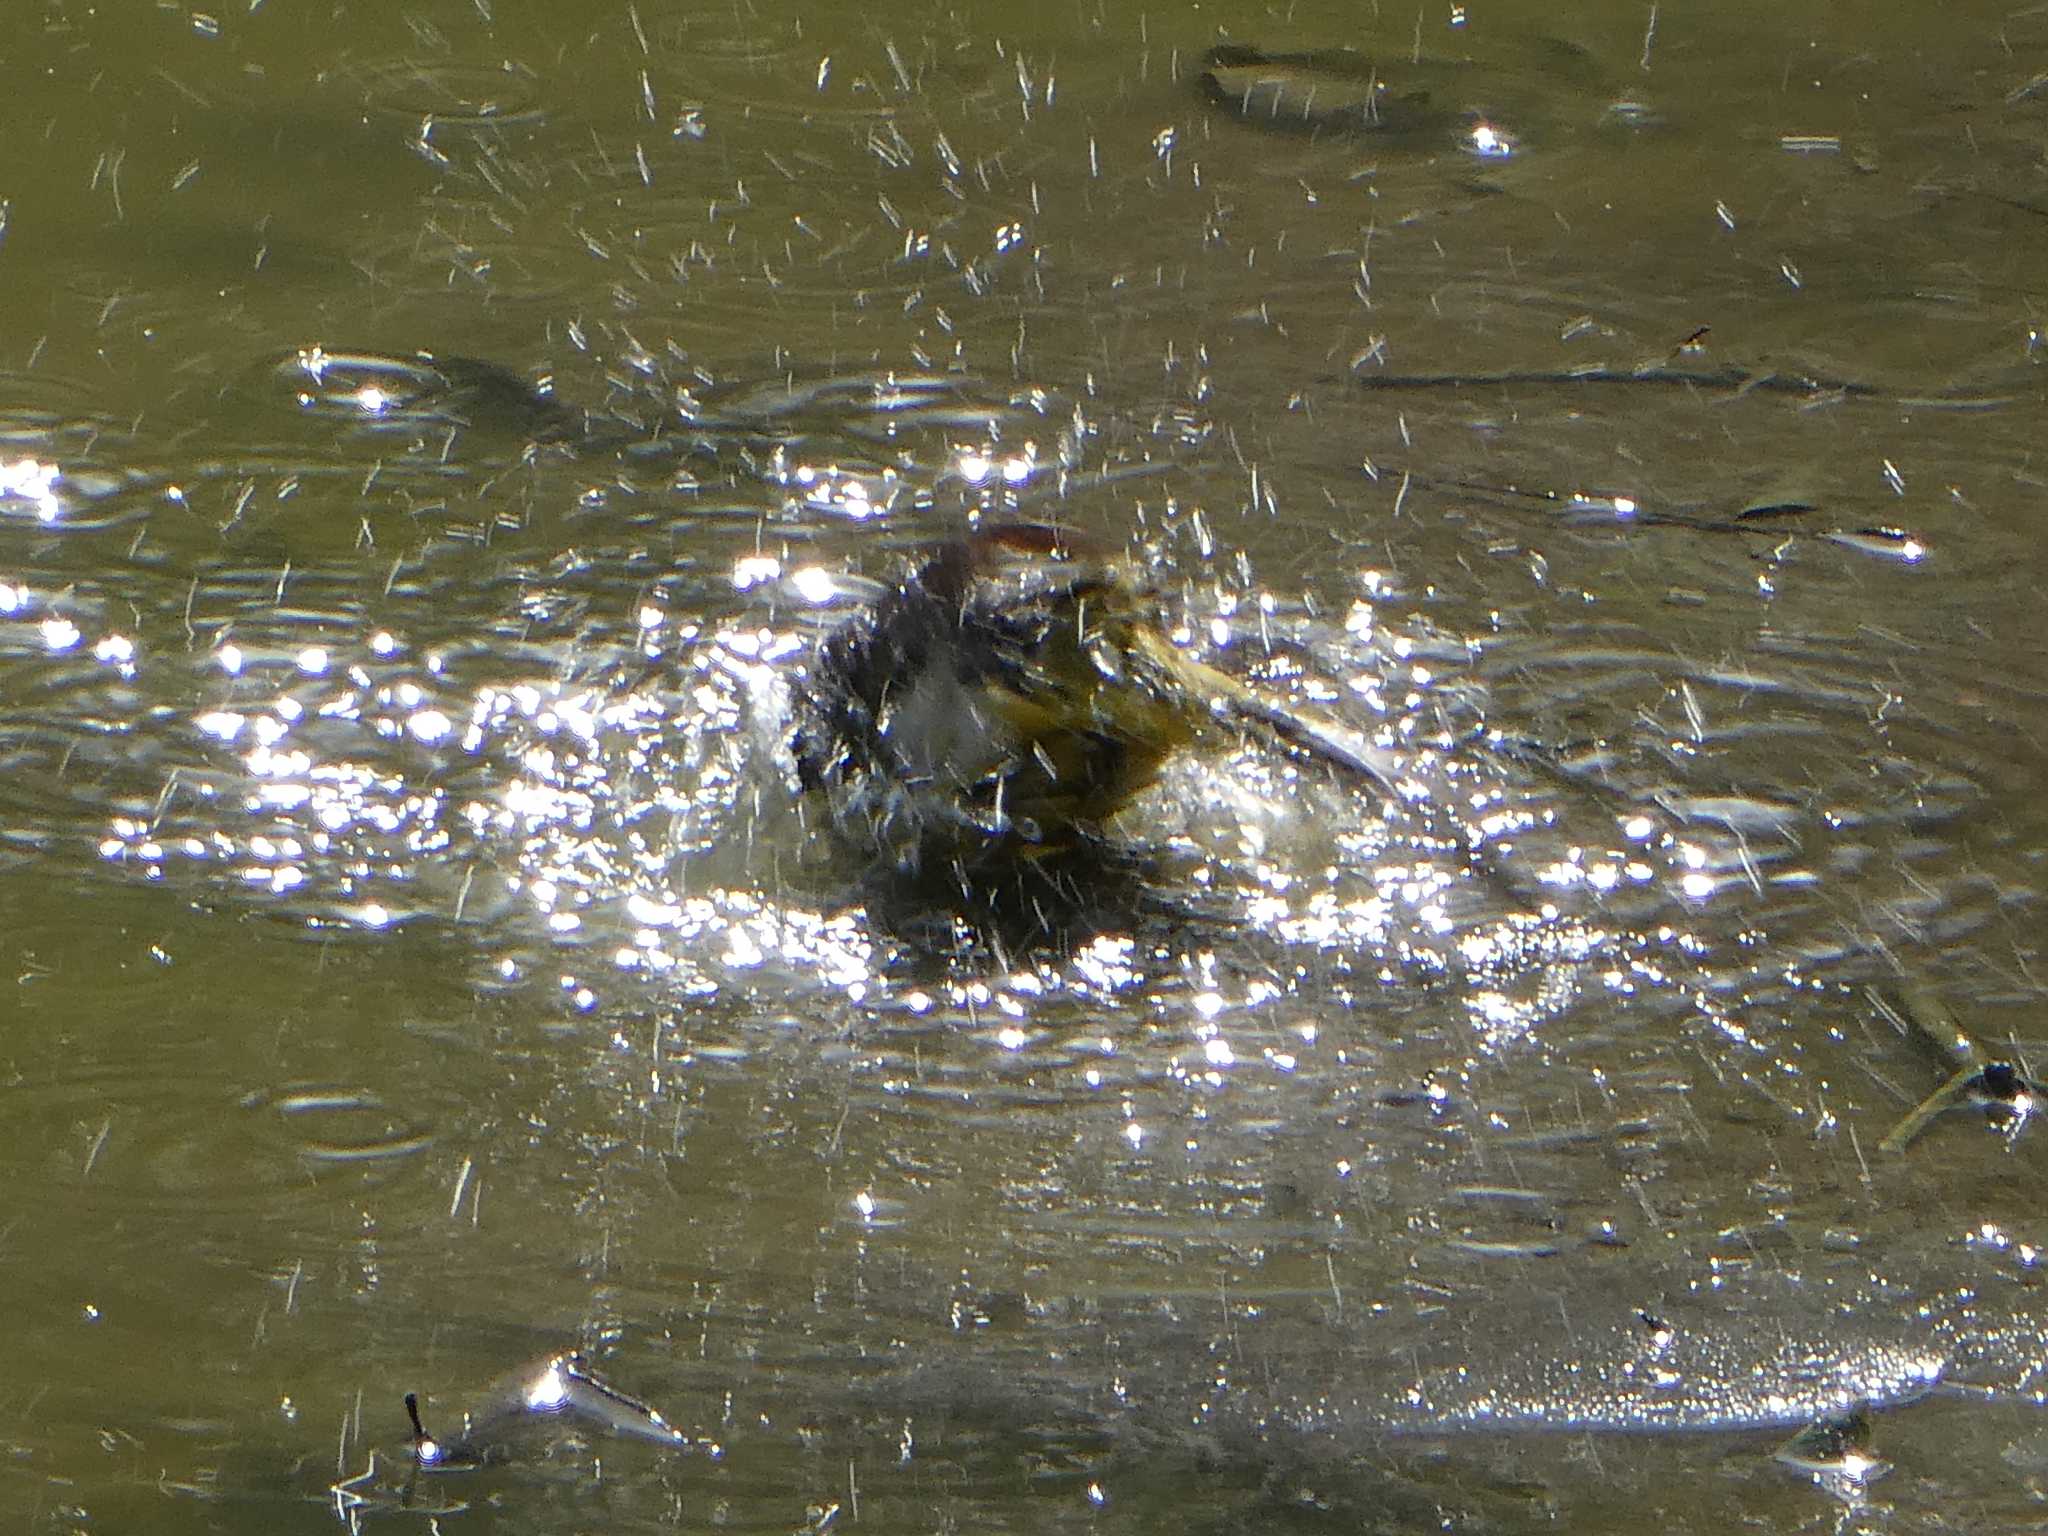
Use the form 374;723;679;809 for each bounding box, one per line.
792;523;1398;888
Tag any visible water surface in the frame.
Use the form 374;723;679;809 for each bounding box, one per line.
5;1;2048;1531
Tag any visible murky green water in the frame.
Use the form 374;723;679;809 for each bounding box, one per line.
5;0;2048;1530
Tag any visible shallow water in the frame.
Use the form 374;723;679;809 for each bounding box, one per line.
5;0;2048;1531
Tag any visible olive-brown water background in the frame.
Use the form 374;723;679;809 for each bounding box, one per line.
5;0;2048;1530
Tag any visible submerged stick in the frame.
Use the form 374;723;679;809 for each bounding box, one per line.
408;1350;686;1472
1872;986;2043;1153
